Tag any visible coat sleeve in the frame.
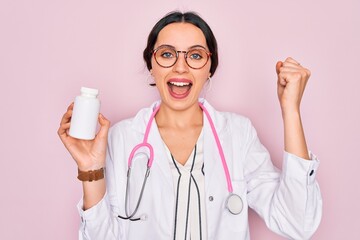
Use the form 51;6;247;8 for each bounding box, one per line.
77;125;127;240
243;120;322;240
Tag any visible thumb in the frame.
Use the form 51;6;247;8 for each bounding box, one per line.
97;113;111;139
276;61;283;75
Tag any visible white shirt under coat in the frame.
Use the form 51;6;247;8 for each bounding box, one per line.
77;99;322;240
165;130;207;240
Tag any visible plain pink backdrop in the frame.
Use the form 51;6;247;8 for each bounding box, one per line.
1;0;359;239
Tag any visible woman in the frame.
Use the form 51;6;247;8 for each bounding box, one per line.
58;11;322;240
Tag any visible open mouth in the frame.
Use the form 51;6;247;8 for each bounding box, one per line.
167;80;193;99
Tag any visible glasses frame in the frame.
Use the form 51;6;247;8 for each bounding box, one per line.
152;45;212;69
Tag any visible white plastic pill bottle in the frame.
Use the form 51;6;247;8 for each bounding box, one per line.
69;87;100;140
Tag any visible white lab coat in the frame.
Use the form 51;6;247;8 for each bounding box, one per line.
78;99;322;240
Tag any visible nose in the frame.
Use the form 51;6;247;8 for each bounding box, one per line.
172;51;189;73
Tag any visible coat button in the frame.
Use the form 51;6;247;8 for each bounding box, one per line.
309;170;314;176
209;196;214;201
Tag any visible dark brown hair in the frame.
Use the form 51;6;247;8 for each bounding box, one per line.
143;11;218;77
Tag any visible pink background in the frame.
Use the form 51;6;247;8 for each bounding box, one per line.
1;0;359;239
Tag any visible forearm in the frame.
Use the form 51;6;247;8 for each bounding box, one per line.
266;155;322;239
282;109;310;160
78;181;123;240
82;179;106;210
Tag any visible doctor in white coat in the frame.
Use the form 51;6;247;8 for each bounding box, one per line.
58;11;322;240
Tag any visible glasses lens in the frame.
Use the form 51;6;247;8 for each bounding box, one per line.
154;46;177;68
186;48;209;69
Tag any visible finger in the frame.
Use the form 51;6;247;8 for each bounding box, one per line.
277;70;290;86
284;57;300;65
278;71;308;86
67;102;74;111
278;76;287;86
282;61;303;69
278;79;287;87
276;61;283;74
60;109;73;125
97;114;111;139
279;66;304;73
58;122;71;140
59;103;74;126
280;66;311;80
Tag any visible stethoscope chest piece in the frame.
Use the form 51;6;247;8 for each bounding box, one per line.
226;194;243;215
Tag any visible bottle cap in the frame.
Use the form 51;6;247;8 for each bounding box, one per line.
80;87;99;97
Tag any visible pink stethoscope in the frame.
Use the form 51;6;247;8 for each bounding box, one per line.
118;102;243;221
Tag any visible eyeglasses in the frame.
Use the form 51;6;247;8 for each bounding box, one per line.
153;45;212;69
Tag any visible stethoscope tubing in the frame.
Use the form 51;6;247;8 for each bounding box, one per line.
119;102;241;221
118;167;151;221
199;103;233;193
127;105;160;169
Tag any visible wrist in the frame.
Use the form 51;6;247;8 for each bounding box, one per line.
78;161;105;172
281;106;301;119
77;167;105;182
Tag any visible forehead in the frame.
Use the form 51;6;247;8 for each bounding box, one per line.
155;22;208;49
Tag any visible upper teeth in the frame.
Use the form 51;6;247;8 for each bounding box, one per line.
170;82;190;86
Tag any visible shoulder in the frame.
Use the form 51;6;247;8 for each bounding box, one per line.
202;100;257;144
218;111;255;142
202;99;253;132
220;111;252;127
109;117;133;135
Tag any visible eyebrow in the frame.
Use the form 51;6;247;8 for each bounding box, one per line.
156;44;208;51
188;44;207;50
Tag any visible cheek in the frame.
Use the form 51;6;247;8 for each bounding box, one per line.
199;65;211;79
151;66;168;83
202;60;212;78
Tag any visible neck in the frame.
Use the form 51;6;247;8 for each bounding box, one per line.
155;102;203;129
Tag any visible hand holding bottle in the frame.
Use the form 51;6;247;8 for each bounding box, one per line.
58;102;110;172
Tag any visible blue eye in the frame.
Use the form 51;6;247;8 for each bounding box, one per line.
190;53;202;60
161;52;174;58
188;49;207;61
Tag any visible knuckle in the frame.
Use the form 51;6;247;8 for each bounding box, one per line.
300;71;307;78
293;72;302;80
300;69;311;79
57;128;63;137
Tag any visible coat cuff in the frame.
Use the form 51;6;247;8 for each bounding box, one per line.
77;192;111;223
282;151;320;185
